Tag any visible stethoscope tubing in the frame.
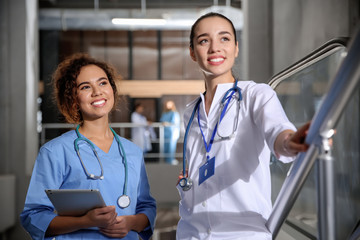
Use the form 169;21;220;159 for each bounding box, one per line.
74;132;105;180
74;125;128;196
182;98;202;177
181;80;242;191
110;127;128;196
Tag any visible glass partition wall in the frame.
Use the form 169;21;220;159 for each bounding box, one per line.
269;39;360;239
39;28;242;163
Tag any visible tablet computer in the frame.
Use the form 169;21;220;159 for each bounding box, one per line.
45;189;106;216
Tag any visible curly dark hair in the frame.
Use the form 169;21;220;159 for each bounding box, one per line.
189;12;237;50
52;53;121;123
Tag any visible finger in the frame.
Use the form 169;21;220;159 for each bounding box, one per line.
176;177;183;185
100;229;127;238
289;141;309;153
116;216;125;224
179;169;188;177
93;205;116;214
291;123;311;144
297;122;311;136
99;208;118;225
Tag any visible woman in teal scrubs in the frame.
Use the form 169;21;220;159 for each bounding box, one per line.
20;53;156;239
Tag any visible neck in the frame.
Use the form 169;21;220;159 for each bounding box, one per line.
203;74;235;114
79;119;112;140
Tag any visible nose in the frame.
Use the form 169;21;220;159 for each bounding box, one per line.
91;85;102;97
209;40;220;53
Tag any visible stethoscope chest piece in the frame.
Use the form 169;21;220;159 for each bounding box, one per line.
118;195;131;208
179;177;193;191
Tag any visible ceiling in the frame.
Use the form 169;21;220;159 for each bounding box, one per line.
39;0;242;10
38;0;243;31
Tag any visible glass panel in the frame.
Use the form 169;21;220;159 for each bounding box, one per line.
59;31;82;60
162;30;203;80
162;30;188;80
133;31;158;80
83;31;106;60
271;46;351;238
274;48;346;126
106;31;129;80
56;29;242;81
332;86;360;238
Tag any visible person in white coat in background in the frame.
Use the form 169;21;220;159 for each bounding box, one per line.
131;103;152;153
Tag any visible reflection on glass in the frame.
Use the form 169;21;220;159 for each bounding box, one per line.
271;46;360;239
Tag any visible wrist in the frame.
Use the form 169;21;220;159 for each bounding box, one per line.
283;133;294;156
131;213;149;233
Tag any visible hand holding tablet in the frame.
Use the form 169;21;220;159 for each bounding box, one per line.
45;189;106;216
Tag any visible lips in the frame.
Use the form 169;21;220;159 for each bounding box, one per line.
208;56;225;65
92;99;106;107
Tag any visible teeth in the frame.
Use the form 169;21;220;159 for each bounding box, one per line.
92;100;105;106
209;58;224;62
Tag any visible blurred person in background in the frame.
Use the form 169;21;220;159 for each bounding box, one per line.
131;103;152;153
160;100;181;164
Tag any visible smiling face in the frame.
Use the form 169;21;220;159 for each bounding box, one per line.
76;64;115;122
190;16;238;79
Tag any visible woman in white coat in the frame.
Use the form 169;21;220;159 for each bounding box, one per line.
176;12;310;240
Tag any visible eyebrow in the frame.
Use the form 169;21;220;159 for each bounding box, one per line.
77;77;108;88
196;31;232;40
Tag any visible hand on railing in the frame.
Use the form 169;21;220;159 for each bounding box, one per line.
275;122;311;157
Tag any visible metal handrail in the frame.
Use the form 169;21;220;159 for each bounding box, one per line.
269;37;348;89
268;37;349;91
266;29;360;239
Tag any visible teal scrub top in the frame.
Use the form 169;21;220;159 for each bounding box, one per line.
20;130;156;240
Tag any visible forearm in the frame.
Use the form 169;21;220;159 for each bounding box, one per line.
46;205;118;236
46;215;91;236
127;213;149;233
274;122;310;157
274;130;296;157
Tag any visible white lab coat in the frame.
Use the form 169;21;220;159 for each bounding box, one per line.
131;112;152;152
177;81;296;240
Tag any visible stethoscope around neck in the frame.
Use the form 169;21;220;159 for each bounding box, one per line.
74;125;130;208
179;80;242;191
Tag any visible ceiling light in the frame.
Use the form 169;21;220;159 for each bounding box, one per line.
112;18;167;26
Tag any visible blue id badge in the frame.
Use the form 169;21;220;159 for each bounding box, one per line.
199;156;215;185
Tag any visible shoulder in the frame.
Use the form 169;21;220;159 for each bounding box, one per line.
238;80;276;101
185;97;201;112
238;80;274;93
183;97;201;121
40;130;76;153
185;96;200;108
35;130;76;168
